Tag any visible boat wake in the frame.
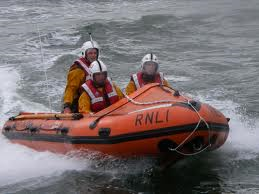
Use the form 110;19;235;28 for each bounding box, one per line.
0;66;50;127
195;92;259;160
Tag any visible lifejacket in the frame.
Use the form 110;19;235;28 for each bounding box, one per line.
131;72;164;89
70;57;91;81
81;77;119;112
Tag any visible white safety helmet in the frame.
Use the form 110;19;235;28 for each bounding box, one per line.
141;53;159;70
89;60;107;80
81;40;100;57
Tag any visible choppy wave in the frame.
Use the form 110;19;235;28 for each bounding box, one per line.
1;0;259;193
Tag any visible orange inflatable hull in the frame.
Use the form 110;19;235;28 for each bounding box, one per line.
1;84;229;159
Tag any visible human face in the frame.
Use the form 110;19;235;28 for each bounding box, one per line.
86;48;98;62
93;72;107;86
143;61;158;75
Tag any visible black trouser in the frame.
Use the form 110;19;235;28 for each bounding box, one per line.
71;98;79;113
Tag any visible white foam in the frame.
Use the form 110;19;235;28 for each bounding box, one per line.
194;93;259;160
166;75;191;82
0;66;22;125
0;136;86;187
0;66;51;126
0;66;87;187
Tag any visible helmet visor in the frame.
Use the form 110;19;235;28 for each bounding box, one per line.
142;61;158;75
93;71;107;87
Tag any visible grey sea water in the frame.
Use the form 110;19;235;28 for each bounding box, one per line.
0;0;259;193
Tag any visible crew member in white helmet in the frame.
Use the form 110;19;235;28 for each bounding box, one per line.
126;53;170;95
78;60;124;113
63;40;100;113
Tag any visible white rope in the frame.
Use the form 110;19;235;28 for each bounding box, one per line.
123;86;211;156
124;91;188;105
170;145;211;156
36;23;52;112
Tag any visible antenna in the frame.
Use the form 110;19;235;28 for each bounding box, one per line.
89;32;94;47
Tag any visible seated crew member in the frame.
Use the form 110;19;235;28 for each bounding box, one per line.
125;53;171;95
78;60;124;114
63;40;100;113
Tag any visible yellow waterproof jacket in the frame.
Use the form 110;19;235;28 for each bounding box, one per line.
63;68;85;105
125;75;171;95
63;58;91;111
79;83;124;113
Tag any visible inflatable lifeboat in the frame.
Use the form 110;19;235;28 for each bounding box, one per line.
1;84;229;163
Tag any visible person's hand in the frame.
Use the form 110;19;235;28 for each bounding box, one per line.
63;107;72;114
